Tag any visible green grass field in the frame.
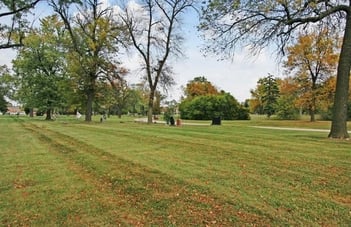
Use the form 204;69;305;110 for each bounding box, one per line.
0;115;350;226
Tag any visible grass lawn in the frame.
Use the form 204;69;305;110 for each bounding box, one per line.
0;115;350;226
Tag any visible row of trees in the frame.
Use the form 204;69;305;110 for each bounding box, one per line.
0;0;194;123
250;74;351;121
2;0;351;138
249;29;348;121
200;0;351;138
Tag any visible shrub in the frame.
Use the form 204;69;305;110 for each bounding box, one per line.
275;96;300;120
179;93;250;120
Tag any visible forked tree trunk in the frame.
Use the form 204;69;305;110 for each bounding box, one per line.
329;11;351;139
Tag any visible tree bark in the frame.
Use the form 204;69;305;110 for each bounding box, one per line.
310;86;316;122
328;11;351;138
117;108;122;118
147;89;155;124
45;109;52;120
85;90;94;122
309;105;315;122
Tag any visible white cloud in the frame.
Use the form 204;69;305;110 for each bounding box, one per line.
122;45;280;102
170;47;280;102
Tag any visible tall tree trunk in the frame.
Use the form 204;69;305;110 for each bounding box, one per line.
45;109;52;120
85;90;94;122
309;105;315;122
310;87;316;122
328;12;351;138
118;108;122;118
147;89;155;124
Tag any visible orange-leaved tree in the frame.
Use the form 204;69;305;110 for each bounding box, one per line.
184;76;219;100
284;30;339;122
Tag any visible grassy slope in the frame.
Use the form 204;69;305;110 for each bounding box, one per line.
0;116;350;225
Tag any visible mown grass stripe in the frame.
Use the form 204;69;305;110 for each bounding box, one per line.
1;116;350;225
19;120;259;225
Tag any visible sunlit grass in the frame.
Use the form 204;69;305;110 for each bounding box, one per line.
0;115;350;225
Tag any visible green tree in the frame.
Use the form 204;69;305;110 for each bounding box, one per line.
179;92;249;120
200;0;351;138
0;95;7;114
12;15;69;120
108;79;131;118
251;74;280;118
120;0;194;124
50;0;125;122
0;65;12;96
0;66;9;113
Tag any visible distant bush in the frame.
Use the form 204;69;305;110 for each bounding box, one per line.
275;96;300;120
179;93;250;120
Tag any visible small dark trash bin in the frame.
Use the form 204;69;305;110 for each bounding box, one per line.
212;117;221;125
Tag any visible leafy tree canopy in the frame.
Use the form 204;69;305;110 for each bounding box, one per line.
184;76;219;99
12;15;69;120
180;92;249;120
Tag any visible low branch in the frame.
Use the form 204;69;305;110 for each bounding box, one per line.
0;0;41;18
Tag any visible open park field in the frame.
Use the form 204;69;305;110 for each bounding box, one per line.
0;115;350;226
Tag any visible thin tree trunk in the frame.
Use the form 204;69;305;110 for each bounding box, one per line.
147;89;155;124
147;100;153;124
309;105;315;122
309;82;317;122
310;89;316;122
329;11;351;138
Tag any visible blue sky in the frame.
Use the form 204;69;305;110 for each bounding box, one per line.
0;0;281;103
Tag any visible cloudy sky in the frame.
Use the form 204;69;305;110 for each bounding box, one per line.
1;0;281;103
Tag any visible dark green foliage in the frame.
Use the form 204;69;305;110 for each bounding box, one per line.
179;93;249;120
0;95;7;114
12;16;69;120
24;107;31;115
236;106;250;120
275;96;300;120
250;74;280;118
260;75;279;118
